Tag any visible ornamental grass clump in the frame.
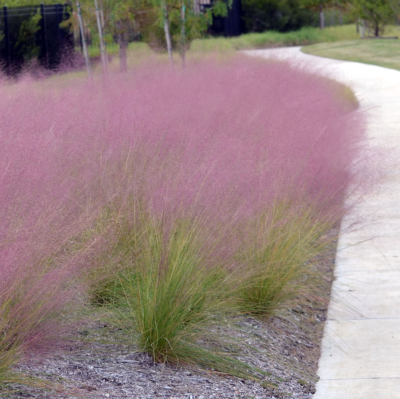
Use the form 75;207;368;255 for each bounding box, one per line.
115;216;226;362
0;56;365;377
86;205;256;377
230;200;335;318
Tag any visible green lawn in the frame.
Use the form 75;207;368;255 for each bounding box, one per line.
86;25;361;60
302;33;400;71
66;25;400;77
190;24;360;54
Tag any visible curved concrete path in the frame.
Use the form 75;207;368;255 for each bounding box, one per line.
246;48;400;398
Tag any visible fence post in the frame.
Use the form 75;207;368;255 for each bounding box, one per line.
40;3;49;68
3;6;10;74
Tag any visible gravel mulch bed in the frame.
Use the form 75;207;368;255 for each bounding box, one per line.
1;232;337;399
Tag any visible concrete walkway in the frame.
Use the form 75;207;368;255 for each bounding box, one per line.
246;48;400;398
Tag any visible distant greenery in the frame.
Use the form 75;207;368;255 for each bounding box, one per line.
85;25;359;61
241;0;317;33
87;25;361;64
85;24;400;74
0;0;59;4
349;0;400;37
190;24;359;54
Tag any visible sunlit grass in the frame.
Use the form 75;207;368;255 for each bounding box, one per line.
83;25;364;72
302;33;400;71
190;24;360;55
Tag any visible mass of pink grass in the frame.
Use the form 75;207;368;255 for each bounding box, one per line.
0;56;365;369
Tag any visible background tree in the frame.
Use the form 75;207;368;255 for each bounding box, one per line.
0;0;59;4
14;11;41;62
242;0;316;33
104;0;136;71
300;0;341;29
167;0;214;62
350;0;400;36
74;0;131;71
137;0;228;63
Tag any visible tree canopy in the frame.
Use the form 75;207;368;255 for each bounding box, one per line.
350;0;400;36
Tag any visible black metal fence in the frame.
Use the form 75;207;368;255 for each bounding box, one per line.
207;0;242;37
0;4;73;75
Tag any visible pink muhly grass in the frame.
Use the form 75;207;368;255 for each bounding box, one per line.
0;83;103;377
100;58;363;218
0;56;365;371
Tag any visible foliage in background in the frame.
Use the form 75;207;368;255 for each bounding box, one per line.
70;0;231;69
300;0;348;29
349;0;400;36
85;24;361;62
241;0;317;33
190;24;359;53
14;11;41;62
3;0;396;71
0;0;59;5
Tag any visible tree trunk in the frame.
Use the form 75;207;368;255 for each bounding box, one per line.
180;3;186;68
163;2;173;65
76;1;91;79
94;0;107;74
118;37;128;72
359;19;365;38
193;0;200;14
319;3;325;30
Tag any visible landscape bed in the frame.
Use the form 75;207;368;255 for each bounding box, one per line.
0;55;365;398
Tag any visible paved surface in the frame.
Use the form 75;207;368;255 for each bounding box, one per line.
246;48;400;398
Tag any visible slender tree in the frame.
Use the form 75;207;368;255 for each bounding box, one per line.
76;0;137;72
94;0;108;73
162;0;173;64
301;0;341;29
161;0;228;64
76;0;92;77
180;1;186;67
